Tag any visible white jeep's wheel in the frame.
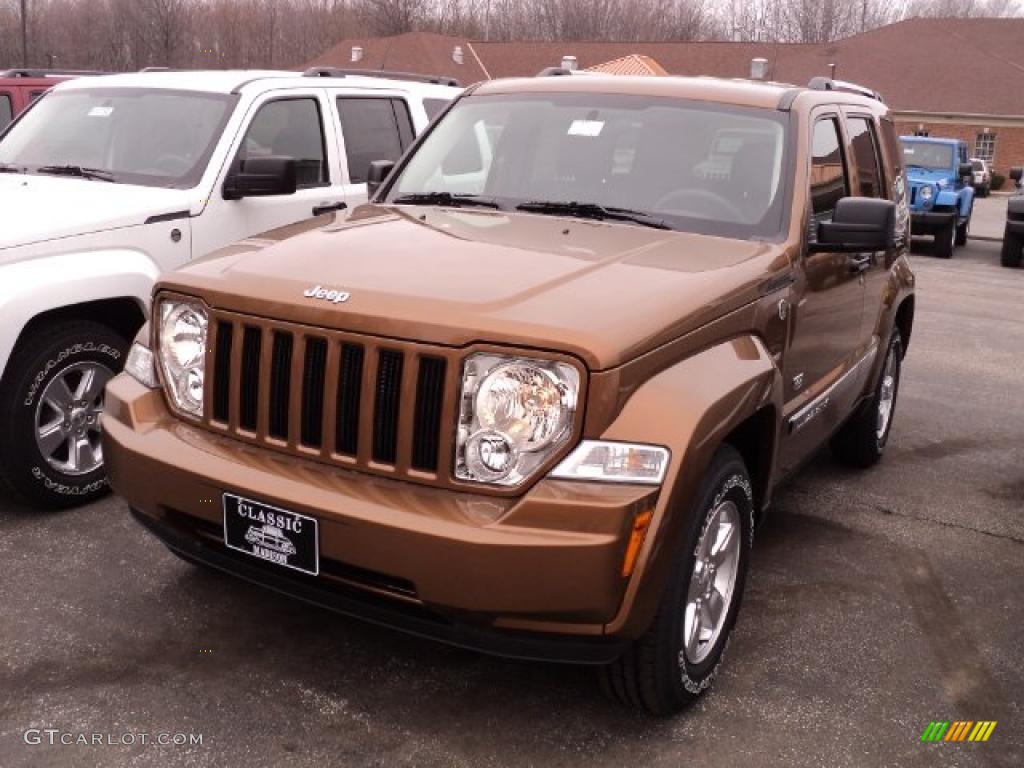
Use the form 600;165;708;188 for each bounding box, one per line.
0;321;128;509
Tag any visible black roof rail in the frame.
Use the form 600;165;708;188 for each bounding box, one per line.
808;76;883;102
536;67;575;77
301;67;460;87
0;68;107;78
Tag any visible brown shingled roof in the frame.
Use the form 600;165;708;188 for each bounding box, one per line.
585;54;668;76
305;18;1024;116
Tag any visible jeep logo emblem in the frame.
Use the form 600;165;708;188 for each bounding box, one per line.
303;285;350;304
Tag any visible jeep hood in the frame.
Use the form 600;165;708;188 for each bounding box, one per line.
161;205;782;371
905;168;955;185
0;174;190;252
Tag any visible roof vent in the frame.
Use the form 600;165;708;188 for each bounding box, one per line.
561;55;578;72
452;45;464;65
750;58;769;81
351;46;363;63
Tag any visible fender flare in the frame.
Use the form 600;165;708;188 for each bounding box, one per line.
599;335;783;637
0;249;159;379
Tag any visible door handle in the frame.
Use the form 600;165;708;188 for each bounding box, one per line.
847;254;872;274
312;201;347;217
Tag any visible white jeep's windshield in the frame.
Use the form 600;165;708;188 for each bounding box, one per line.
900;140;954;172
387;92;790;238
0;88;236;188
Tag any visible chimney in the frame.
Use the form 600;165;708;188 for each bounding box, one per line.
452;45;464;65
351;46;363;63
750;57;769;80
561;55;577;72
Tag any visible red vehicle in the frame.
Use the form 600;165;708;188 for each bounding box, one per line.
0;69;102;132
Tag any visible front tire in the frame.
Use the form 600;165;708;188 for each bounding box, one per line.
0;321;128;509
934;216;956;258
955;205;971;246
1002;228;1023;268
831;329;903;468
600;446;753;715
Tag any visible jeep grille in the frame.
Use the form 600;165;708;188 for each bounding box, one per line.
203;311;454;480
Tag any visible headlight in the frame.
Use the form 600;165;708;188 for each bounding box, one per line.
156;298;209;417
455;353;579;486
919;185;933;202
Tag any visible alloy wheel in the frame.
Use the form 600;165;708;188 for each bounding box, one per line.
34;361;114;476
682;499;742;665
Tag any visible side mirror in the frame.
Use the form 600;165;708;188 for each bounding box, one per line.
366;160;396;199
223;156;297;201
958;162;974;182
811;197;896;253
1010;167;1023;184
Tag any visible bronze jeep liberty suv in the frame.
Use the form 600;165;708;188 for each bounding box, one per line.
103;72;915;714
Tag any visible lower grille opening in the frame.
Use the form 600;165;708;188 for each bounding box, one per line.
164;508;420;602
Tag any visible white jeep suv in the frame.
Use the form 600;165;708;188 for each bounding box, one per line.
0;68;460;508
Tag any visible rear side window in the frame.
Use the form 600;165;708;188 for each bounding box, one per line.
423;98;450;121
846;117;883;198
809;117;848;221
0;93;12;130
337;97;415;184
237;98;328;188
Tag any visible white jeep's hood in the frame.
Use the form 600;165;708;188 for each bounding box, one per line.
0;174;192;251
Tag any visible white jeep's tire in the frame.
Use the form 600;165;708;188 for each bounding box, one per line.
0;321;127;509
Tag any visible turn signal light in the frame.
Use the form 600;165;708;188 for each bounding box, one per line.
621;510;654;578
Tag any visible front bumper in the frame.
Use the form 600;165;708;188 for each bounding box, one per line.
102;375;660;663
910;210;956;235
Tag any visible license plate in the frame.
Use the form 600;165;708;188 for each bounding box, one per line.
223;493;319;576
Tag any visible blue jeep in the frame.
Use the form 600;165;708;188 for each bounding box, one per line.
899;136;975;258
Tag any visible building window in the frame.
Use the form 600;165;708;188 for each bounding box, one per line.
913;127;929;137
975;132;996;162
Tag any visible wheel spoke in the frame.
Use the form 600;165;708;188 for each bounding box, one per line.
45;377;75;411
76;365;112;404
68;436;99;472
710;521;736;567
37;424;67;458
704;587;726;631
684;602;702;660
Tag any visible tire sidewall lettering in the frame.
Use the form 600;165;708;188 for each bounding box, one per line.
23;342;121;407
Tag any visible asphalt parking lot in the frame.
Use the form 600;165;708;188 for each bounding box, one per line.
1;240;1021;768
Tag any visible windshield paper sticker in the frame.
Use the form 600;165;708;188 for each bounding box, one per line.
568;119;604;137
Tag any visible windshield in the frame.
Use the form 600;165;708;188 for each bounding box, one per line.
386;93;790;238
900;140;954;172
0;88;236;188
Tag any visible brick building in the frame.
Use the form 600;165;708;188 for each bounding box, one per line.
306;17;1024;184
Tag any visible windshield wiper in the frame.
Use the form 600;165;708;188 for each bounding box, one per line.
35;164;116;182
391;192;502;209
516;200;670;230
0;162;26;174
